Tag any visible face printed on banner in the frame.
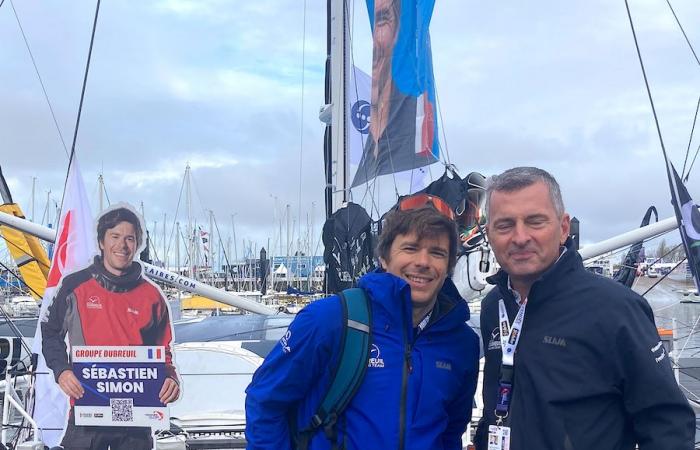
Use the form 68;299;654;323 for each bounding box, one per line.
99;221;138;276
370;0;400;150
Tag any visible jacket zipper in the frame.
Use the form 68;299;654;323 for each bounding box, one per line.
398;340;412;450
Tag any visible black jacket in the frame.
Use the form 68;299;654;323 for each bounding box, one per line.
474;240;695;450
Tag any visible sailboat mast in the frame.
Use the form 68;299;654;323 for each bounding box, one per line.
324;0;349;219
185;165;193;279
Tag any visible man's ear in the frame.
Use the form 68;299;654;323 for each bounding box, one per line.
378;257;387;269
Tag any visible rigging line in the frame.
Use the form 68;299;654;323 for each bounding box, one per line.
685;141;700;182
682;96;700;179
664;0;700;68
0;233;51;273
624;0;678;218
433;83;451;166
642;256;686;297
677;310;700;360
212;214;231;274
55;0;102;219
0;258;42;302
297;0;308;262
68;0;102;163
8;0;69;157
165;169;187;259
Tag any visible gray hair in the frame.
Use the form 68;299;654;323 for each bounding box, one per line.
484;167;565;218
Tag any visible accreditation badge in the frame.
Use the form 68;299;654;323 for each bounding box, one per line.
487;425;511;450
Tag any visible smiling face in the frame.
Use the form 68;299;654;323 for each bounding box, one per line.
380;231;450;309
486;181;570;295
99;221;138;276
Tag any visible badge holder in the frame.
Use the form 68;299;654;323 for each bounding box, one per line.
488;365;513;450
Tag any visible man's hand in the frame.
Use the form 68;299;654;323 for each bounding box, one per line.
58;370;84;399
159;377;180;404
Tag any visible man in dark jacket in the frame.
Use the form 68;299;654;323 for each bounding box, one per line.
474;166;695;450
42;206;179;450
246;200;480;449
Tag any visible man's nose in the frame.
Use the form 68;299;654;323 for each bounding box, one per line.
414;249;430;267
511;223;530;245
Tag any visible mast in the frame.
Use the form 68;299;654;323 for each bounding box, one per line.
176;221;180;275
185;164;193;279
209;209;214;285
163;213;167;268
323;0;349;219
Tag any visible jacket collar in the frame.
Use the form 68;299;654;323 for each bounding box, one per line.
486;237;583;302
358;268;470;324
90;256;143;292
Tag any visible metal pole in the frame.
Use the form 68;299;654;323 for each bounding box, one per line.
579;216;678;260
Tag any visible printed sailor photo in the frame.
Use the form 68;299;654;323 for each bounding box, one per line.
40;203;180;450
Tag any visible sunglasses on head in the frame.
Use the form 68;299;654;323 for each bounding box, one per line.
398;193;455;220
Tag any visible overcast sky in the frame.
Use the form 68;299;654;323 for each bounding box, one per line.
1;0;699;263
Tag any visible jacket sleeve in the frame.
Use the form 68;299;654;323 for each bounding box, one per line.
245;301;339;450
615;294;695;449
442;333;480;450
40;286;73;382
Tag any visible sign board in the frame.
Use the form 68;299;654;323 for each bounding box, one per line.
72;345;169;428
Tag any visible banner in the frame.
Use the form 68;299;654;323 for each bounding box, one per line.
72;346;169;427
348;65;372;169
352;0;439;187
32;160;96;447
670;164;700;292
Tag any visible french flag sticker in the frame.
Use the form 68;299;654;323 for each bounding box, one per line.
147;348;162;360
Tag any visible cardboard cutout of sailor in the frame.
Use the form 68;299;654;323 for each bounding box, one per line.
40;203;179;450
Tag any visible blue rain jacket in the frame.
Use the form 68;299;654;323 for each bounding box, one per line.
245;270;480;450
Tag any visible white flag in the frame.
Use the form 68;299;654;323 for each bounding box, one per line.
32;159;96;447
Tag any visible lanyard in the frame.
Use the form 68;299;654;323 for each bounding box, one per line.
498;298;526;366
495;297;527;422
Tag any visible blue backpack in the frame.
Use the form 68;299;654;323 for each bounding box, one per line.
294;288;373;450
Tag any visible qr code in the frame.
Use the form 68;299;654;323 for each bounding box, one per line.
110;398;133;422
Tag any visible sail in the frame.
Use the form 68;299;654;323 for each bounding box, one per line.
669;164;700;292
0;204;51;299
613;206;657;288
352;0;439;187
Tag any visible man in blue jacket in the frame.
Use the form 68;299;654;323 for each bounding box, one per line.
246;199;480;449
474;166;695;450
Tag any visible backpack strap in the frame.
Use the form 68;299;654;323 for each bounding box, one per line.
295;288;372;449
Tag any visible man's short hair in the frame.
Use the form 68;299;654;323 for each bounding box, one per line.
97;207;143;248
485;167;565;218
377;206;459;275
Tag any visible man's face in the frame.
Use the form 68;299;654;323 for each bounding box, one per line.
380;231;450;308
486;181;570;286
373;0;398;63
99;221;138;276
